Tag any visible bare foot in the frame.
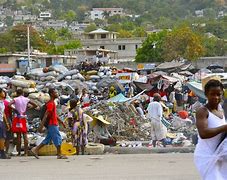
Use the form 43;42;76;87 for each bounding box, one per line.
30;148;39;159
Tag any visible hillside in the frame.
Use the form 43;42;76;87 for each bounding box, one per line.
0;1;224;28
11;0;227;19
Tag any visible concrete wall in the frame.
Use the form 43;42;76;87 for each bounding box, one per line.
192;56;227;69
110;56;227;70
108;61;138;69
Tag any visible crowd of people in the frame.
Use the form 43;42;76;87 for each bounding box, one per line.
0;75;203;160
0;83;126;159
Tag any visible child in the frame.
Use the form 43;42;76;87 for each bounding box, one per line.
68;99;92;155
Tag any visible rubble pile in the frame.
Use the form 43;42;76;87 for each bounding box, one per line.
27;65;85;90
0;61;204;150
88;101;151;141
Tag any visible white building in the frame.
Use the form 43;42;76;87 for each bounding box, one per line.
90;8;124;20
0;22;4;28
218;11;227;18
39;12;51;18
195;10;204;17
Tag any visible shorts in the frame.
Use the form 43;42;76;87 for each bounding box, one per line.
6;130;13;140
0;121;6;139
41;125;62;147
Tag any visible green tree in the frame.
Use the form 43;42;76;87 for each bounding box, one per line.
84;23;97;32
5;16;14;27
57;28;72;40
162;26;205;61
107;23;122;32
43;28;58;44
133;27;147;37
0;32;16;52
203;37;227;56
135;31;168;62
48;40;81;55
63;10;77;25
155;16;175;29
121;21;135;31
118;29;133;38
11;24;48;52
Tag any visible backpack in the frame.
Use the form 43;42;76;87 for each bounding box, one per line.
40;103;49;128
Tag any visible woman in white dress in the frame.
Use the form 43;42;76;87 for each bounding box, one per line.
194;79;227;180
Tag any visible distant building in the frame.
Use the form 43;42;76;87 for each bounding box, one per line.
14;14;37;22
195;10;204;17
0;53;77;74
65;48;117;64
66;28;143;60
90;8;124;20
69;21;90;32
83;28;118;40
47;20;67;30
39;12;51;18
0;22;4;28
218;11;227;18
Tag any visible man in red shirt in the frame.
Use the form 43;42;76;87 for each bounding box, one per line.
31;88;67;159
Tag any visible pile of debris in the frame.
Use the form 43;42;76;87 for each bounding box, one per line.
88;101;151;141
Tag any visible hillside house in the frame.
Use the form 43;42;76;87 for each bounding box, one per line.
90;8;124;20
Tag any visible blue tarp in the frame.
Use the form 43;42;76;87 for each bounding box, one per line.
108;90;147;103
108;93;129;103
186;81;206;100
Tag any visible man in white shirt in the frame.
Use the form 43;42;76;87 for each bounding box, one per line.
147;93;167;147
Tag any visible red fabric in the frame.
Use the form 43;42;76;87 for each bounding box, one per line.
3;100;12;119
178;110;189;119
82;103;90;108
147;90;167;97
129;118;136;126
46;101;58;126
11;117;27;133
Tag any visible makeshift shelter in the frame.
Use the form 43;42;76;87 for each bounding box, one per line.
156;61;185;71
179;71;193;77
108;90;147;103
186;81;206;100
134;73;179;96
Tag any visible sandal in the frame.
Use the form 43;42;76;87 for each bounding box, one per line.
30;149;39;159
57;155;68;159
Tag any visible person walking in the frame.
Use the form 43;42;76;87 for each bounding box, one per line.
194;80;227;179
147;93;167;147
9;89;37;156
0;88;11;159
31;88;67;159
68;99;93;155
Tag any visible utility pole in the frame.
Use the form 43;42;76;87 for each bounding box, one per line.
27;24;30;72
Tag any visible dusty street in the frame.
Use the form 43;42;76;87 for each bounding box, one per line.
0;153;199;180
